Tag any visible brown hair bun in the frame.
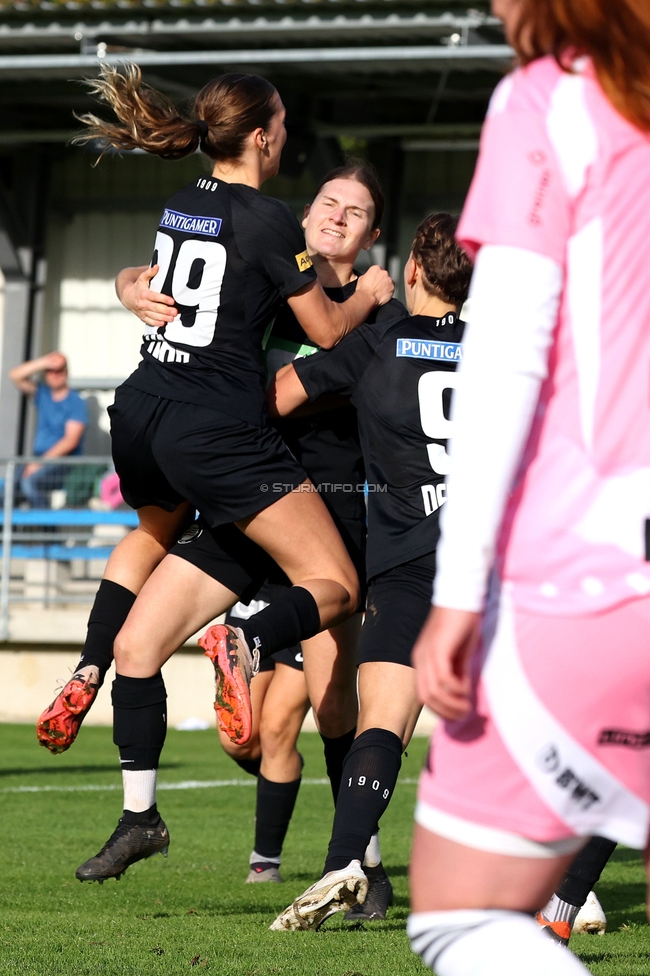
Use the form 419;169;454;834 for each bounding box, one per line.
412;213;473;306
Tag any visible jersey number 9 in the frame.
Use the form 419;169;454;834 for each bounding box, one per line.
417;371;461;476
151;232;227;348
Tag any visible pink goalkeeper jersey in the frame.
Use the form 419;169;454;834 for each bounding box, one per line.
458;56;650;616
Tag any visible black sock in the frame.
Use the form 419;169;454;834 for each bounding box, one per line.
253;773;302;860
112;672;167;770
320;727;356;804
122;804;160;826
324;728;402;874
235;756;262;777
238;586;320;662
78;579;137;681
556;836;617;907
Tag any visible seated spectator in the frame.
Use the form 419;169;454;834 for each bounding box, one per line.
8;351;88;507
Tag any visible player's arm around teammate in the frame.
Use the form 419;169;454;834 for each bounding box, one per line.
39;69;391;757
227;167;405;882
268;214;473;929
108;166;393;740
116;164;396;762
70;69;393;885
121;165;405;884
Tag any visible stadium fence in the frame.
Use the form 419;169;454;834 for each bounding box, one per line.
0;456;136;640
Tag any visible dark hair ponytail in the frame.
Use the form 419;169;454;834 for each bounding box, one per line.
75;64;279;161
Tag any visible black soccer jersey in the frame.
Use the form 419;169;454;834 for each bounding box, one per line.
266;279;407;520
124;177;317;427
294;312;465;580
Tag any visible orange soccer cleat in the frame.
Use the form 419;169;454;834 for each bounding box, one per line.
36;671;100;754
535;911;572;946
199;624;258;745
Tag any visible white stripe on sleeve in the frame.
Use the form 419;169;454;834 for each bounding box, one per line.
433;245;563;612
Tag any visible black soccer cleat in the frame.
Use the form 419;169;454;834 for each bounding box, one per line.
344;864;393;922
75;811;169;883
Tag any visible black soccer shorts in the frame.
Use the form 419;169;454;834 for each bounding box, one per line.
109;384;307;526
357;550;436;667
169;511;367;610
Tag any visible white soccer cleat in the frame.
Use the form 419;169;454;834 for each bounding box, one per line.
269;860;368;931
269;902;303;932
572;891;607;936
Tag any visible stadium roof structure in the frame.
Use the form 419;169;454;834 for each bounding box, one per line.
0;0;512;455
0;1;511;142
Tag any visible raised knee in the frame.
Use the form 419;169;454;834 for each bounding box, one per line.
259;715;297;754
342;573;360;615
114;629;139;673
260;721;283;746
222;739;260;762
113;631;128;666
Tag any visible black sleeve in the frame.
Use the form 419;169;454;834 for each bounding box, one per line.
294;322;381;400
232;193;318;297
367;297;409;327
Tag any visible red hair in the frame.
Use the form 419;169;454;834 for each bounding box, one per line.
514;0;650;131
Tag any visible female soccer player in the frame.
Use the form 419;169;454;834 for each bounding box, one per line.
36;67;391;753
266;213;472;929
407;2;650;975
150;165;404;883
39;163;390;775
48;66;392;878
204;163;406;884
52;163;401;887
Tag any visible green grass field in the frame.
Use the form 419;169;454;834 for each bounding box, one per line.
0;724;648;975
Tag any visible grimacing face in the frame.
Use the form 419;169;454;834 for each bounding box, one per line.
302;178;379;262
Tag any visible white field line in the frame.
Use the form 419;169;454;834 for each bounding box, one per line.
0;777;418;795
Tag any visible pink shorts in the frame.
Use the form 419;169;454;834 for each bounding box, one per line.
418;591;650;850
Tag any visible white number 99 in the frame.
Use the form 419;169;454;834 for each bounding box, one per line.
150;231;227;348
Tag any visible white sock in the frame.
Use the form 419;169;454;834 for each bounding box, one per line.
363;832;382;868
541;892;580;927
122;769;157;813
409;909;591;976
250;849;281;866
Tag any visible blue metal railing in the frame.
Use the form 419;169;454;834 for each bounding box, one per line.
0;456;135;640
